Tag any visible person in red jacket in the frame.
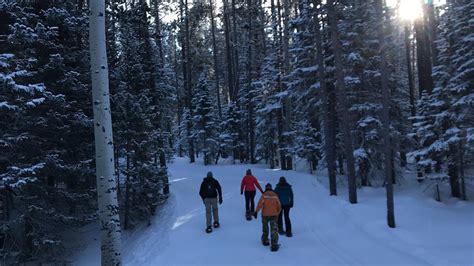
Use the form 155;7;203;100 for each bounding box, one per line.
240;169;263;220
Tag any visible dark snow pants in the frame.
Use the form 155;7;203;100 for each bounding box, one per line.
278;205;292;233
261;216;279;246
244;191;256;213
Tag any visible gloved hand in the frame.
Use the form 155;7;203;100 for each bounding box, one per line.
219;198;223;204
289;203;293;208
253;212;258;219
240;190;243;195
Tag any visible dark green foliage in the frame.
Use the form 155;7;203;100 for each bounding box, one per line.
411;0;473;198
192;72;219;165
0;0;173;262
110;1;171;229
0;2;95;263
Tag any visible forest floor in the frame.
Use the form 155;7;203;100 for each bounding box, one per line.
72;157;474;265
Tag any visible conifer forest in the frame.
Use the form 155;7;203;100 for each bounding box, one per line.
0;0;472;264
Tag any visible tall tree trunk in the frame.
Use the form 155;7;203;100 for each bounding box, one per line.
376;0;395;228
448;145;461;198
459;133;467;200
114;146;120;201
257;0;267;58
411;32;417;97
282;0;292;170
124;137;131;230
210;0;222;118
154;0;164;64
223;0;234;102
174;40;184;157
269;0;280;169
277;108;286;170
275;0;287;170
180;0;195;162
426;2;438;66
270;114;276;169
414;17;433;95
329;84;339;176
314;0;337;196
231;0;240;100
185;0;195;163
247;0;256;163
89;1;122;263
327;0;357;203
404;24;416;117
158;137;169;195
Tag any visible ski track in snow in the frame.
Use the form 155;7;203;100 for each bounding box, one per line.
74;157;474;266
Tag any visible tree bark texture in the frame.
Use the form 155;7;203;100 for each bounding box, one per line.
89;1;122;264
375;0;395;228
327;0;357;203
314;0;337;196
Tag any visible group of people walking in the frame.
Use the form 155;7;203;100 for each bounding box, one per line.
199;169;294;252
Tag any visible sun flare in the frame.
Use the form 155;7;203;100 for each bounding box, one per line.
398;0;423;20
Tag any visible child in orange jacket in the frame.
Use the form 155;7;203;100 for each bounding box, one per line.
254;183;281;252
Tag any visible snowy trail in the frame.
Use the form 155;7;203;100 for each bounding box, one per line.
135;159;345;265
74;157;474;265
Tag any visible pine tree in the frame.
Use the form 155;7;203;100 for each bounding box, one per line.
192;72;219;165
313;0;337;195
112;2;169;229
1;2;98;262
327;0;357;203
375;0;395;228
412;0;473;199
286;0;322;173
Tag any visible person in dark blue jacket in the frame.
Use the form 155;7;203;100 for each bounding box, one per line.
274;176;293;237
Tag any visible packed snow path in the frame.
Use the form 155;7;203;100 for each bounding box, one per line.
74;157;474;265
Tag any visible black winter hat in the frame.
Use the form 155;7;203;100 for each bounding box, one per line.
207;171;213;178
265;183;272;190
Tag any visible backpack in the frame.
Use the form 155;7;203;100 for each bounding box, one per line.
205;183;214;195
204;179;215;196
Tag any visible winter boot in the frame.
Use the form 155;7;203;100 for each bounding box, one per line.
245;212;252;221
213;221;220;228
278;229;285;235
271;244;280;252
262;239;270;246
206;226;212;233
286;231;292;237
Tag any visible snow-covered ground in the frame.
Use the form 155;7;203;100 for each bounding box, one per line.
73;157;474;265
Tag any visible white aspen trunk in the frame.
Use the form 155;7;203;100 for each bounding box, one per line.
89;1;122;264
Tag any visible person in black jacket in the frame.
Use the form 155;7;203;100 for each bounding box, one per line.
199;171;223;233
274;176;293;237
